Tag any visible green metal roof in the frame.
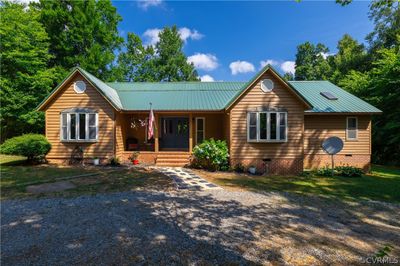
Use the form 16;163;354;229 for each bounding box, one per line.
107;82;244;110
289;81;382;113
38;67;382;114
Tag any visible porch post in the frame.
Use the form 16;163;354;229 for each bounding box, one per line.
189;113;193;153
155;113;159;152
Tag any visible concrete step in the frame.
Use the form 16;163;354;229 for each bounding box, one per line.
156;162;189;167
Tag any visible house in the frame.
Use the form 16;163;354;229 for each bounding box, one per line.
37;66;381;174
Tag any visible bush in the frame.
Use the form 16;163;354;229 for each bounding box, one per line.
234;163;245;173
315;165;363;177
0;134;51;162
109;156;120;166
335;165;363;177
192;138;229;171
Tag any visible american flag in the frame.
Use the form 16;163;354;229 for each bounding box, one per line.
148;107;155;140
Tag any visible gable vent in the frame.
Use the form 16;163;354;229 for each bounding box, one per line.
320;91;338;100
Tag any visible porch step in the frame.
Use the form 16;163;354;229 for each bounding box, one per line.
156;153;190;167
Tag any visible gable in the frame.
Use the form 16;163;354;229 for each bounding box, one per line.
226;67;312;111
37;68;122;111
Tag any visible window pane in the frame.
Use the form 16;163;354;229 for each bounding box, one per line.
197;118;204;131
348;118;356;129
89;127;96;139
197;131;204;144
260;113;267;140
249;113;257;126
249;127;257;140
279;113;286;140
89;114;96;126
62;113;67;126
79;114;86;139
70;114;76;139
270;113;277;140
348;130;356;139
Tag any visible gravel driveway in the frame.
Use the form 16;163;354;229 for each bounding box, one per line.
2;189;399;265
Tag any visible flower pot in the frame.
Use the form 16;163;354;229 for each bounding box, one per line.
132;159;139;165
93;158;100;165
248;167;256;175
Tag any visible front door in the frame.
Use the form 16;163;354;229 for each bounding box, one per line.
160;117;189;150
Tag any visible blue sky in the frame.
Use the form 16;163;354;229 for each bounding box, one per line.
113;0;373;81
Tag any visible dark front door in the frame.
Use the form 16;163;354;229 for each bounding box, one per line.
160;117;189;150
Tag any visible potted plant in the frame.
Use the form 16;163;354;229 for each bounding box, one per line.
93;156;100;165
128;151;140;165
248;165;257;175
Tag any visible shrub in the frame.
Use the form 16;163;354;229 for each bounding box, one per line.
234;163;245;173
109;156;120;166
335;165;363;177
0;134;51;162
192;138;229;171
316;166;333;176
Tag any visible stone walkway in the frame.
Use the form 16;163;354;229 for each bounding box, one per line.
155;167;221;190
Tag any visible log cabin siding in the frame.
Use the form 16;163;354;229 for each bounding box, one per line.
45;73;115;160
229;71;306;161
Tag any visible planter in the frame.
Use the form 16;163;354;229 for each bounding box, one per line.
132;159;139;165
248;167;256;175
93;158;100;165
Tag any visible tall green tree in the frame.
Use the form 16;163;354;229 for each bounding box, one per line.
367;0;400;51
34;0;123;79
113;32;157;82
294;42;331;80
329;34;368;83
0;2;63;140
155;26;199;81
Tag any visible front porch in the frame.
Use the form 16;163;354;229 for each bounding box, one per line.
115;112;229;166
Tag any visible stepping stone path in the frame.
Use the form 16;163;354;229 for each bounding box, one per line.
155;167;221;191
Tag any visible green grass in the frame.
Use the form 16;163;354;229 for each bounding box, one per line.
196;165;400;203
0;154;173;200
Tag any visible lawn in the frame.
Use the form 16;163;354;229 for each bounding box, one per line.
0;155;173;200
193;165;400;203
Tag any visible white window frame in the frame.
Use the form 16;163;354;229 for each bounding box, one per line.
247;111;288;143
60;112;98;142
195;117;205;145
346;116;358;141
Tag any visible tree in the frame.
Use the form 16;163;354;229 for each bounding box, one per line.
294;42;331;80
367;0;400;51
34;0;123;79
0;2;63;141
329;34;368;83
155;26;199;81
113;33;157;82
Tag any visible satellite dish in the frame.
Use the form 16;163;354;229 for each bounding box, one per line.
322;136;344;176
322;136;343;155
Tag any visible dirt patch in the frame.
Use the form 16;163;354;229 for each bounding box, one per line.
26;181;76;194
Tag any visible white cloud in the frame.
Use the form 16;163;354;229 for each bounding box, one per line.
137;0;163;10
260;59;278;68
178;27;204;42
200;75;215;82
280;61;296;74
143;27;203;46
143;28;161;46
229;61;255;75
187;53;218;71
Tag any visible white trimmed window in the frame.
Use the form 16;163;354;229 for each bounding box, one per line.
195;117;205;144
346;117;358;140
247;111;287;142
60;109;98;141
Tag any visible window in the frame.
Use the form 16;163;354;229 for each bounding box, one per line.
74;81;86;94
196;117;205;144
346;117;358;140
247;112;287;142
60;111;98;141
